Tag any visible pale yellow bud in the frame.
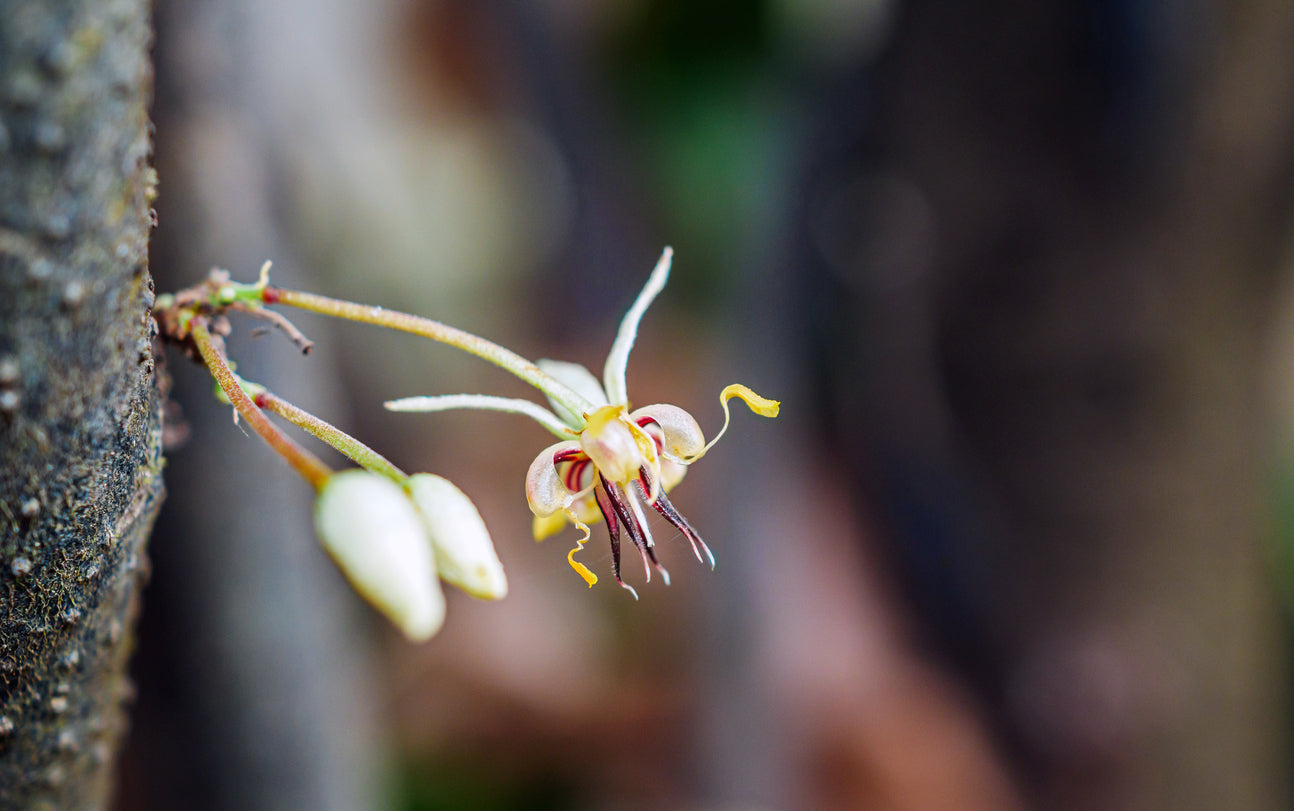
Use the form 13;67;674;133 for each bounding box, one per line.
314;471;445;641
409;474;507;600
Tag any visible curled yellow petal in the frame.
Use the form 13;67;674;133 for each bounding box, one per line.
564;509;598;587
688;384;781;461
722;383;781;418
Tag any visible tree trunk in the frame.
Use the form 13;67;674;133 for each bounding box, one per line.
0;0;162;807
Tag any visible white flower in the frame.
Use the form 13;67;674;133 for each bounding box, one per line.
385;248;779;597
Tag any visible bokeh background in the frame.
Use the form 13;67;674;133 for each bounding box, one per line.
120;1;1294;809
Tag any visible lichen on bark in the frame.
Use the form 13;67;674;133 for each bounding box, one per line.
0;0;163;807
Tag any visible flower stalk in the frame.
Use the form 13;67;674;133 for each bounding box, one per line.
164;247;777;608
252;387;409;486
262;285;594;420
190;316;333;490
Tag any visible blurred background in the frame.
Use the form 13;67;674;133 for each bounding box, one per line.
119;0;1294;809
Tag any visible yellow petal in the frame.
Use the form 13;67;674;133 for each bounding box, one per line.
564;509;598;587
659;457;688;492
721;383;781;418
689;384;781;461
532;512;568;541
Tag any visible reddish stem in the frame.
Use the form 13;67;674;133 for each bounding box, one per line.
262;285;592;414
190;316;332;490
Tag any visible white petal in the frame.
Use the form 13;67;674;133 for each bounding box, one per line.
602;248;672;406
409;474;507;600
536;359;608;428
385;393;572;438
314;471;445;641
631;403;705;459
526;440;582;517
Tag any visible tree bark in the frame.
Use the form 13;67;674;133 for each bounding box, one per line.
0;0;162;807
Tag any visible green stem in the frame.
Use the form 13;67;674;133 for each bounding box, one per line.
190;317;333;490
263;286;594;419
255;389;408;485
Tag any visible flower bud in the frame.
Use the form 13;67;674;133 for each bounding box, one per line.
314;471;445;641
409;474;507;600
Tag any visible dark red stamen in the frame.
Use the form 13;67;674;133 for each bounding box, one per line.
636;467;715;569
593;482;634;597
599;474;658;582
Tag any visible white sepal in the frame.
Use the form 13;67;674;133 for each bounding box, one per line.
603;248;672;407
314;470;445;641
536;359;608;428
409;473;508;600
385;393;572;438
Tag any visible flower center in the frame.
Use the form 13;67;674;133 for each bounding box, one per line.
580;405;646;485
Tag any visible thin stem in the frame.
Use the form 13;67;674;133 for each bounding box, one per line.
190;317;333;490
263;286;594;419
255;389;408;485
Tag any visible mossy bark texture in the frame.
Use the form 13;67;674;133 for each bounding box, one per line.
0;0;162;808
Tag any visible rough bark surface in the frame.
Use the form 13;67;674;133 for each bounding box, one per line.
0;0;162;808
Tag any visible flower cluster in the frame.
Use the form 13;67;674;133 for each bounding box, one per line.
315;470;505;640
159;248;777;639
